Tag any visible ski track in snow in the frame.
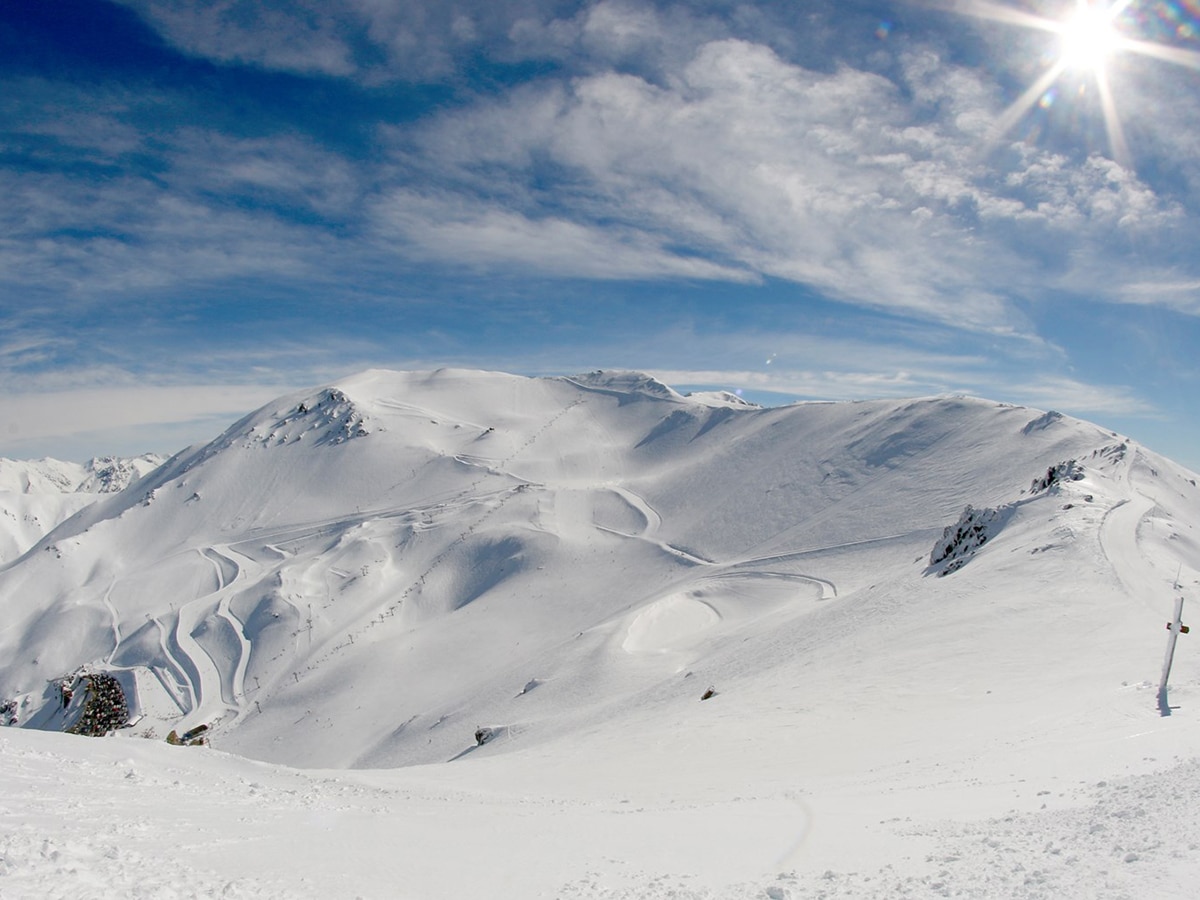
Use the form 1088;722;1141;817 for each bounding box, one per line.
149;614;194;713
171;598;226;730
100;581;121;665
608;485;662;536
212;545;258;709
165;546;256;729
1099;449;1171;611
596;484;838;599
594;485;716;565
216;594;251;716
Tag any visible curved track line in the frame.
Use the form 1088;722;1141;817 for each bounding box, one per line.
703;567;838;600
162;545;262;727
608;486;662;537
1098;450;1163;606
203;545;258;719
595;485;838;596
215;595;251;714
172;598;229;729
151;616;194;712
591;485;714;566
100;581;121;664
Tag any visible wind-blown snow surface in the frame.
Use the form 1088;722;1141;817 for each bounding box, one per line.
2;369;1200;898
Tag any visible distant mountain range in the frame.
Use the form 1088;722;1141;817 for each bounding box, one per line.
0;453;166;564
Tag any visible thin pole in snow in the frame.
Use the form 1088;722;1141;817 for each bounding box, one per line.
1158;596;1189;716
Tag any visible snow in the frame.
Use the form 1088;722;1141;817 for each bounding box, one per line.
2;369;1199;898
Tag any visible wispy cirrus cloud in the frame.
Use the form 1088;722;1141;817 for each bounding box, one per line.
111;0;362;77
383;33;1190;331
111;0;591;80
370;188;757;282
1117;278;1200;315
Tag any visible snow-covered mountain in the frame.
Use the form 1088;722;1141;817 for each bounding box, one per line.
2;368;1199;898
0;453;166;564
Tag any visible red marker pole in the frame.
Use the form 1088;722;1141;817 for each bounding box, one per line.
1158;596;1188;716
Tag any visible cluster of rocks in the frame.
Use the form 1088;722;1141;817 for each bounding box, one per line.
1030;459;1085;494
930;504;1005;576
66;673;129;736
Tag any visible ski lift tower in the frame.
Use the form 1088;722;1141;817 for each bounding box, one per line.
1157;594;1189;716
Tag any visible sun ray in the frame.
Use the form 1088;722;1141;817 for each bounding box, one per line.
934;0;1200;163
988;61;1067;149
1122;36;1200;70
1094;66;1132;166
946;0;1062;33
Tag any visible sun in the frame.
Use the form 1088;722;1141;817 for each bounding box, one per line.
1057;2;1122;73
939;0;1200;167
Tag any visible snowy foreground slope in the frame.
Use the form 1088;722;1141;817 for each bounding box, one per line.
2;368;1199;899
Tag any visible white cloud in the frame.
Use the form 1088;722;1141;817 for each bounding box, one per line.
370;188;756;282
0;124;361;298
166;130;364;218
385;32;1197;329
998;376;1150;418
114;0;359;76
1116;279;1200;315
113;0;586;81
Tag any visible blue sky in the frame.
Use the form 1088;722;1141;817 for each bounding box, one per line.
2;0;1199;471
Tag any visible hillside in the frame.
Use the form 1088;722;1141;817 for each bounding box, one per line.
1;368;1199;898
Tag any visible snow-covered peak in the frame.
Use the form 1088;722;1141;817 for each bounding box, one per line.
237;386;373;448
684;389;761;409
0;454;165;495
76;454;168;493
1021;409;1066;434
563;369;683;401
0;457;82;494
